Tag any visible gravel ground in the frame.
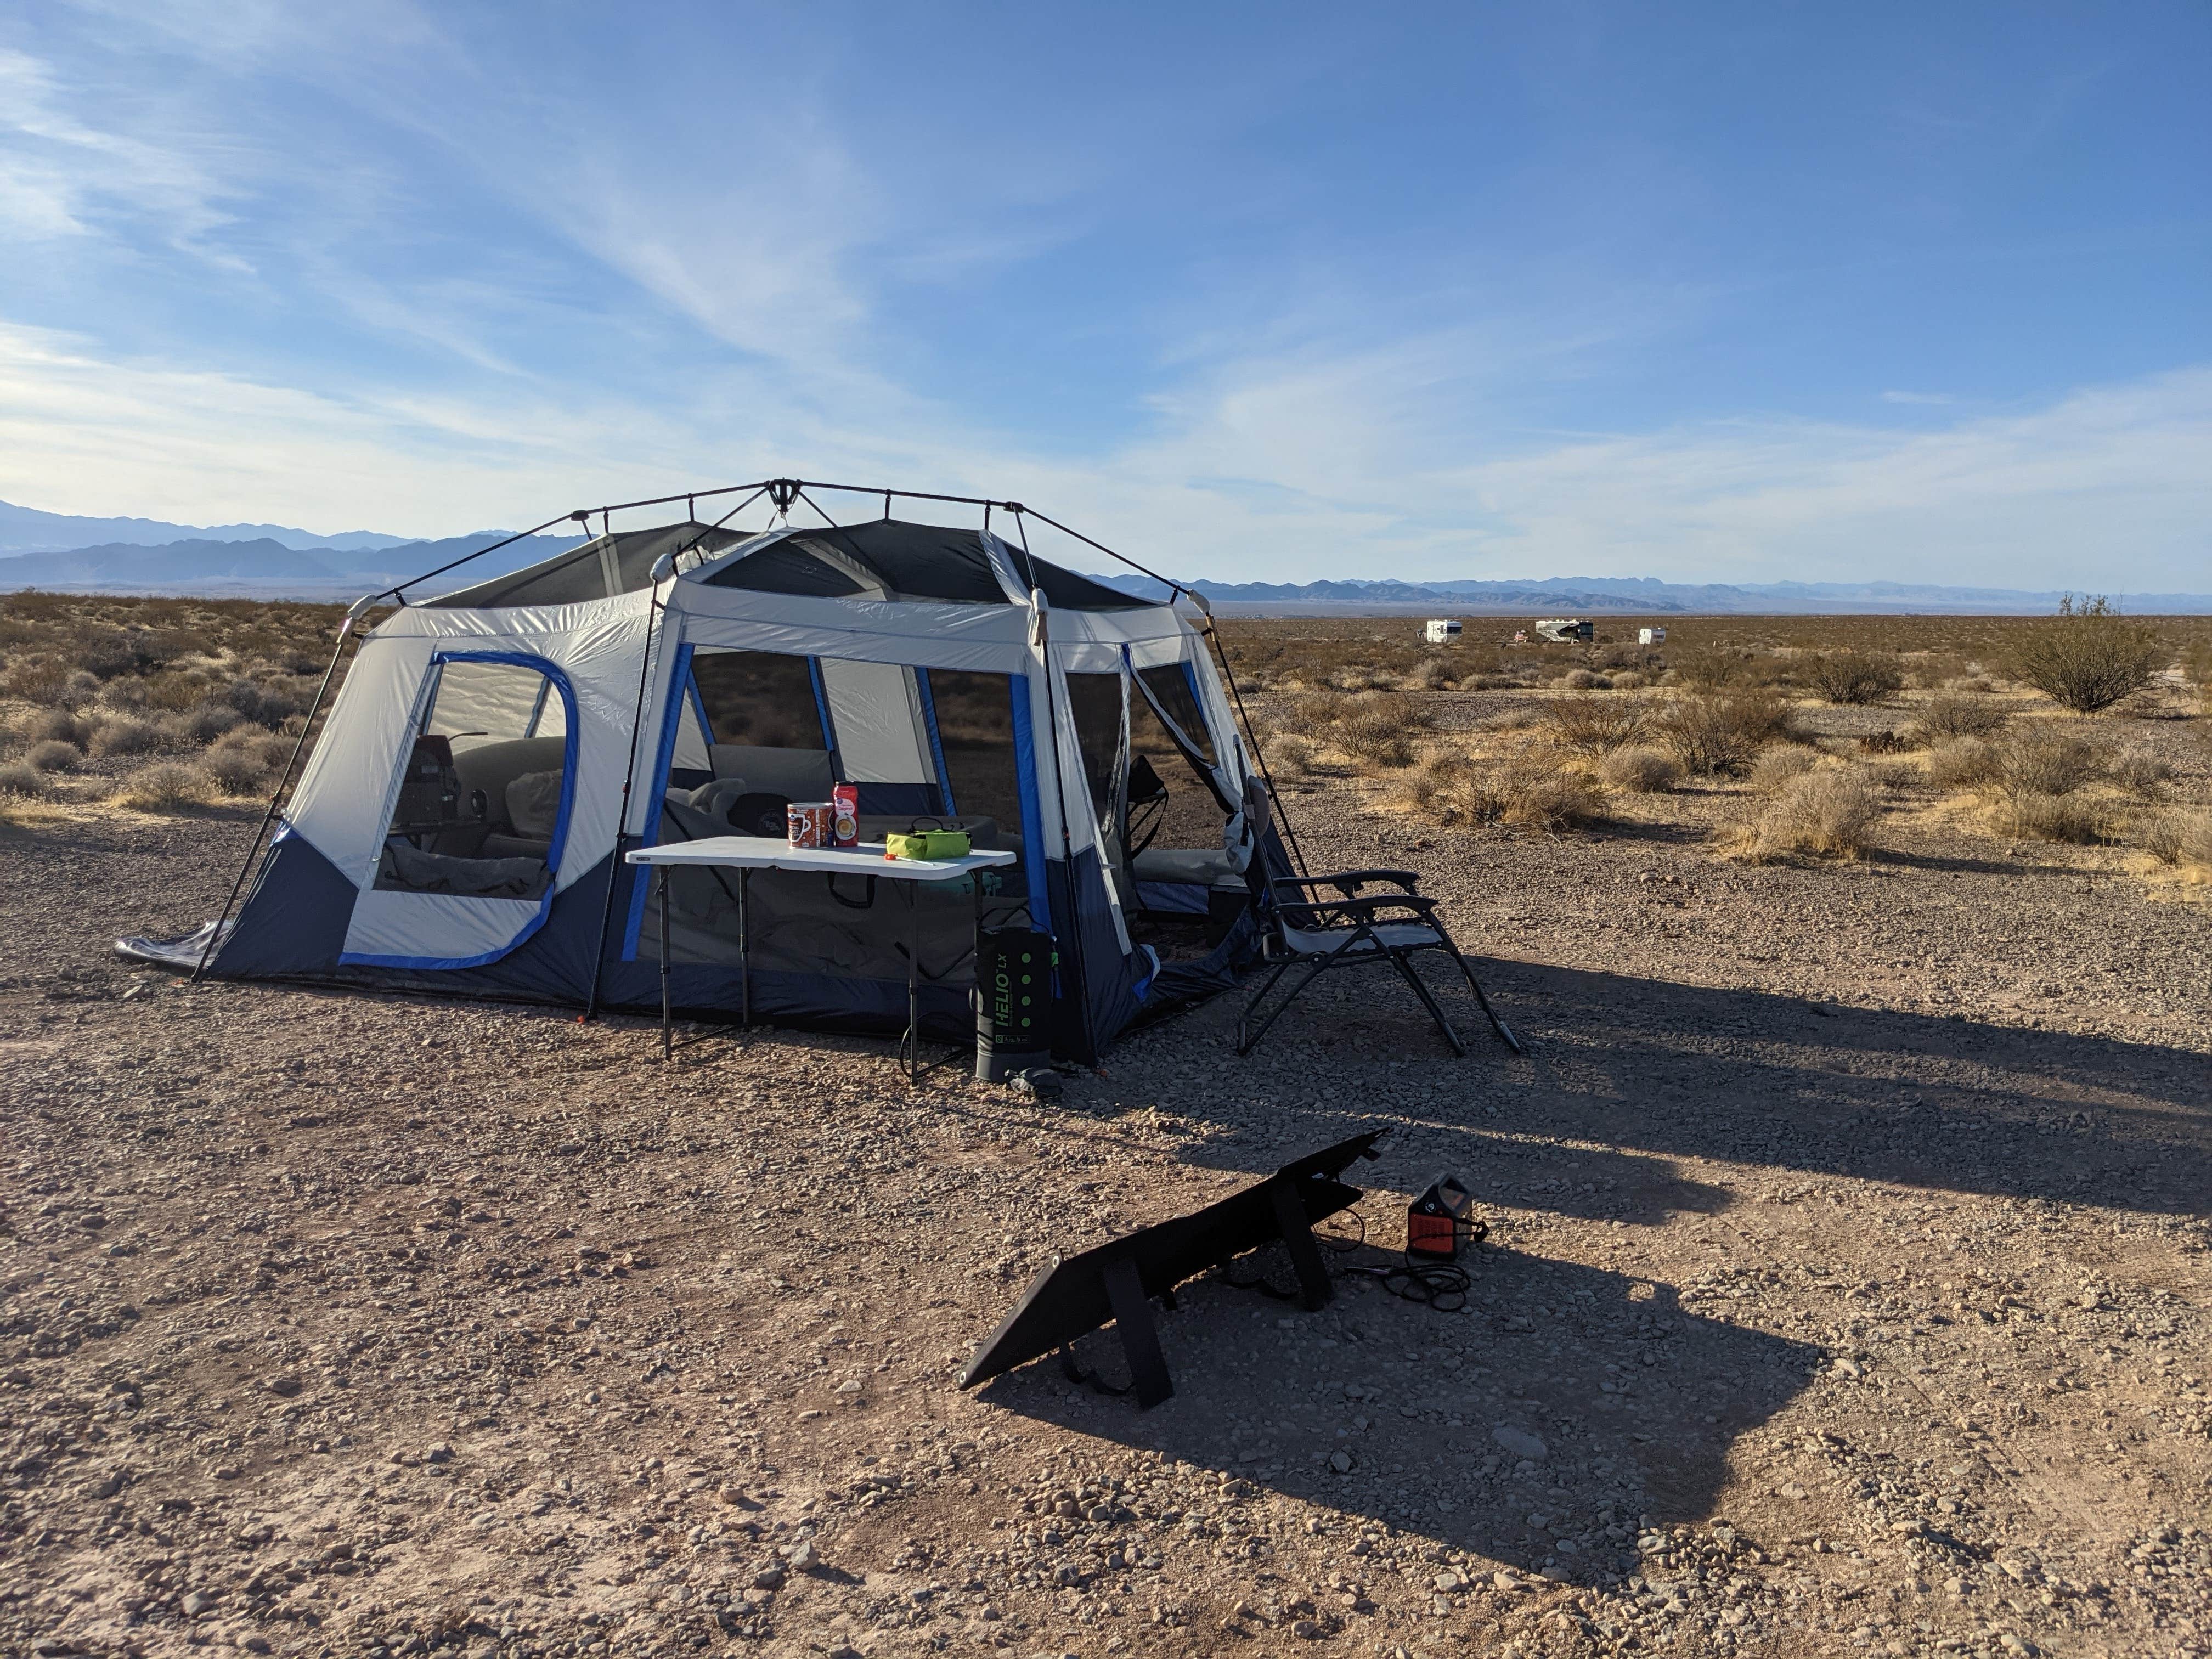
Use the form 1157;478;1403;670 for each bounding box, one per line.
2;765;2208;1659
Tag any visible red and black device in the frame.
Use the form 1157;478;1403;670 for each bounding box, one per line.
1406;1174;1482;1261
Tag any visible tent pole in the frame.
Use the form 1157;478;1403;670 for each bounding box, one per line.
1015;514;1094;1061
582;582;668;1021
191;601;370;981
1204;617;1312;879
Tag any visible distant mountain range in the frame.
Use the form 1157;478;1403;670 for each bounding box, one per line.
2;500;2205;613
1087;574;2212;616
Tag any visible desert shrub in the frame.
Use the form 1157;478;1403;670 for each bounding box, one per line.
176;699;244;744
1292;691;1350;728
1990;791;2107;844
1599;746;1679;793
1925;738;2002;788
89;716;164;757
212;726;294;771
1402;658;1454;691
0;759;55;797
1911;695;2009;743
1541;695;1649;755
141;672;206;712
19;707;89;748
1993;726;2103;798
200;744;270;795
2107;748;2174;794
1657;693;1792;776
1560;669;1609;691
26;739;80;772
1339;715;1414;768
1610;670;1647;691
2137;808;2212;868
112;761;217;811
1271;735;1316;775
1730;768;1882;860
1464;760;1605;831
1;655;69;703
2010;596;2166;714
1480;706;1540;731
1675;647;1783;691
1803;651;1904;706
1747;744;1818;793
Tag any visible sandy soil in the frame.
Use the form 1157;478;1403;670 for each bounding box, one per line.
3;743;2209;1659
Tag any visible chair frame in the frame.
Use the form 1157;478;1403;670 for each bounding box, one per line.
1235;867;1521;1058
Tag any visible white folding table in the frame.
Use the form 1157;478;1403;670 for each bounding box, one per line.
624;836;1019;1076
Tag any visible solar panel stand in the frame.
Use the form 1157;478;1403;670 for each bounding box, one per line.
1102;1255;1174;1408
1269;1179;1336;1311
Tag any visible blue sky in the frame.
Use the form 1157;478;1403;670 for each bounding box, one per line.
1;2;2206;586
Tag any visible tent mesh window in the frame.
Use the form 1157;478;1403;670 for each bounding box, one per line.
1064;672;1125;819
374;659;565;899
431;522;743;608
1128;681;1231;853
690;649;828;751
924;669;1028;898
698;520;1155;611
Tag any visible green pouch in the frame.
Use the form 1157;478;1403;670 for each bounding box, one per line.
886;829;971;861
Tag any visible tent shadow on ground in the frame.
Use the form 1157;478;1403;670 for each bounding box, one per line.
970;1241;1826;1576
1097;955;2212;1218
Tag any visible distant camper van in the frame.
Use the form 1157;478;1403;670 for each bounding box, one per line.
1639;626;1667;646
1424;618;1462;644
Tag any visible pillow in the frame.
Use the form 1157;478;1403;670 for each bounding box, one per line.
505;769;565;838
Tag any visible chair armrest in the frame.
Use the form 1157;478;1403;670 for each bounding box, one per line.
1273;868;1424;898
1274;893;1439;926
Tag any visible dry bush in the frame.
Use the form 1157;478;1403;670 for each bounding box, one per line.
1657;692;1792;776
1402;658;1454;691
1990;791;2108;844
1747;744;1818;793
1728;768;1882;860
1292;691;1351;728
1803;651;1904;706
2010;597;2167;714
213;726;294;771
113;761;217;811
1559;668;1607;691
175;699;244;744
0;759;55;798
1599;746;1679;793
1480;706;1540;731
2108;749;2174;794
1926;737;2001;788
26;739;80;772
89;716;163;757
1;655;70;703
1540;694;1649;755
2137;808;2212;869
1339;717;1414;769
16;707;89;748
142;672;208;712
1910;695;2008;743
1271;734;1317;775
200;744;272;795
1994;726;2104;798
1610;670;1647;691
1463;760;1605;831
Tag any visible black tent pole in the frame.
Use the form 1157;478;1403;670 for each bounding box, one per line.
1203;620;1311;878
191;600;370;981
582;568;668;1022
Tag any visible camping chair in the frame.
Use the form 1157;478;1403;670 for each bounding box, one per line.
1233;780;1520;1058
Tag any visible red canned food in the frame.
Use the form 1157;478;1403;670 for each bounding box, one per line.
787;801;833;848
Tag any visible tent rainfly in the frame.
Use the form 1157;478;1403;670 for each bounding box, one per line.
121;482;1292;1065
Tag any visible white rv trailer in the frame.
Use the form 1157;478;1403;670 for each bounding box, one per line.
1639;626;1667;646
1424;618;1462;644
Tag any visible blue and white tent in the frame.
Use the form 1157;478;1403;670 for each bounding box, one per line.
128;492;1278;1064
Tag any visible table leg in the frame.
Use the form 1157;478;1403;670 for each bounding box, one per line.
657;865;672;1064
738;867;752;1029
905;879;921;1081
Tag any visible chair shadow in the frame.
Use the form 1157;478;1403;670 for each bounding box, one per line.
1105;954;2211;1218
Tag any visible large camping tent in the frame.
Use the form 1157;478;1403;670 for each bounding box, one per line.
125;481;1288;1064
